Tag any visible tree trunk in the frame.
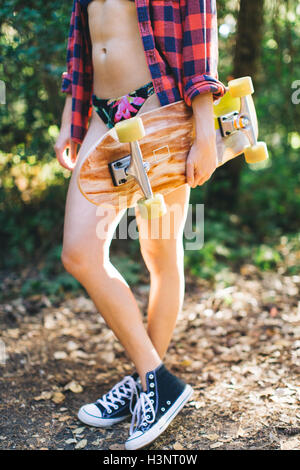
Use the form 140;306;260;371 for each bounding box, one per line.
206;0;265;211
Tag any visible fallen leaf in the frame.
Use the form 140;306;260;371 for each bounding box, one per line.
52;392;65;404
236;426;247;438
65;438;77;445
210;442;224;449
70;350;89;359
280;438;300;450
189;400;205;409
109;443;124;450
73;427;85;435
33;391;52;401
180;359;192;367
92;439;103;446
64;381;83;393
205;433;220;441
66;341;79;351
58;416;71;422
173;442;185;450
75;439;87;450
101;352;115;363
6;329;20;339
53;351;67;360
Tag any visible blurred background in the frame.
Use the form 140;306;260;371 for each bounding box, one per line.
0;0;299;300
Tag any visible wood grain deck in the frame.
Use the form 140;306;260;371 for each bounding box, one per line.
78;98;257;208
78;101;194;208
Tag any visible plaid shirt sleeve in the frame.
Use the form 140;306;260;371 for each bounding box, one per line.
61;1;76;95
61;0;93;144
181;0;226;106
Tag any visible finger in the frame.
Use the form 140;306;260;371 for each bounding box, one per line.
195;172;209;187
205;171;214;182
193;167;204;187
60;153;73;171
55;145;73;171
70;140;78;165
186;161;195;187
62;147;76;171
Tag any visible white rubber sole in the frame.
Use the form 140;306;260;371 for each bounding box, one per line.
125;384;194;450
78;407;130;428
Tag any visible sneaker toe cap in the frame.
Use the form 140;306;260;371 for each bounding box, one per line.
78;403;102;423
127;430;143;442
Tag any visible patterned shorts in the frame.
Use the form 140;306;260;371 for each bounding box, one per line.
92;81;155;129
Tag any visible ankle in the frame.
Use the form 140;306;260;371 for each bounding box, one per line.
137;360;163;391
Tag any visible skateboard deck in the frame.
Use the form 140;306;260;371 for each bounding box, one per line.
78;78;264;210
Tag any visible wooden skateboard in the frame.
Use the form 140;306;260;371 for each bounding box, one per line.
78;77;268;218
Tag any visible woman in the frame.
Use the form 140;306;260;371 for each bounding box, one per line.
55;0;225;450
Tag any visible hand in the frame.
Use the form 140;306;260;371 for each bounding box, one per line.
186;135;218;188
54;94;78;171
186;92;218;188
54;124;78;171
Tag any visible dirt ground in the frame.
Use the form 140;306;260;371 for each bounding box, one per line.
0;266;299;450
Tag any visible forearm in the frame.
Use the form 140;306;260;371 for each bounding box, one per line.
55;94;78;171
186;92;218;188
61;94;72;128
192;92;215;142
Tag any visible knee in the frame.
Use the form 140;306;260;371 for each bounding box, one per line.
61;240;105;280
61;244;87;279
140;238;184;275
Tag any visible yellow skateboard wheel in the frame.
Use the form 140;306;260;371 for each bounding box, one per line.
137;194;167;220
213;91;241;121
228;76;254;98
244;142;269;164
115;116;145;143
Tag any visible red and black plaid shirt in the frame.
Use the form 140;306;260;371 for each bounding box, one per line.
61;0;225;144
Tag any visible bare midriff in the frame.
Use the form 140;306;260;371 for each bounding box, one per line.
88;0;153;99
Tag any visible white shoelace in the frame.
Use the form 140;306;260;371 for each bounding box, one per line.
97;376;139;414
130;392;155;435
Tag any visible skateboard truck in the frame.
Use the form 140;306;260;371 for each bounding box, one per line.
112;117;166;219
108;154;150;188
217;95;256;147
107;77;268;219
218;111;249;137
214;76;268;164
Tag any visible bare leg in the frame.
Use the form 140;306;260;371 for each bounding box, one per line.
62;110;161;390
136;184;190;359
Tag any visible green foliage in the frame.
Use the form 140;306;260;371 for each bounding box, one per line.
184;214;299;281
21;272;80;298
0;0;71;275
253;244;282;271
184;211;251;280
0;1;70;154
110;255;142;286
0;0;299;293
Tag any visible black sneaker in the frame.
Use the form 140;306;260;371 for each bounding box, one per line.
125;363;193;450
78;372;141;427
